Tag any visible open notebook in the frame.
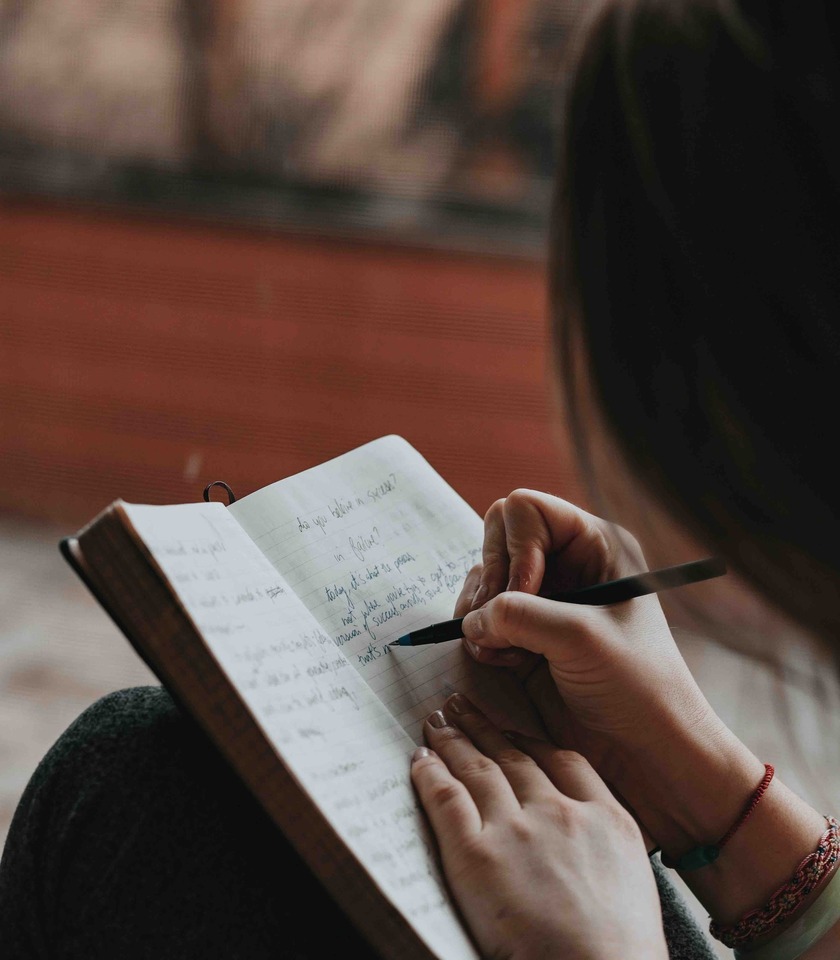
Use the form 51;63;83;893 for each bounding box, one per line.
62;435;546;960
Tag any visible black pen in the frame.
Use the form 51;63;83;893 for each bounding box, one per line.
389;557;727;647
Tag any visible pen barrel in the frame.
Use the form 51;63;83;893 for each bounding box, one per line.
555;557;727;605
396;557;726;645
404;617;465;645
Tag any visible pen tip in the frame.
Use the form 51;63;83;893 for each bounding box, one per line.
390;636;408;647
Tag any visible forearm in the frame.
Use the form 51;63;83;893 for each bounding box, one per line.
614;707;828;927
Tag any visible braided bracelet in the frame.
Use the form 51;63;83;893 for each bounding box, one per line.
734;863;840;960
710;815;840;949
661;764;775;872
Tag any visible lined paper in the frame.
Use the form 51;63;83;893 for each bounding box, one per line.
123;501;478;960
228;435;544;742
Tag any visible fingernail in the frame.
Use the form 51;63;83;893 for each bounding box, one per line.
506;575;521;592
502;730;521;743
466;640;482;659
447;693;474;714
412;746;433;761
427;710;449;729
470;584;488;609
497;649;522;664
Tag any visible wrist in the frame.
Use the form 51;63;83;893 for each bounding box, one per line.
612;701;763;856
720;821;840;956
612;707;829;927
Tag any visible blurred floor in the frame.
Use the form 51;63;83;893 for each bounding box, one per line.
0;513;156;847
2;513;840;959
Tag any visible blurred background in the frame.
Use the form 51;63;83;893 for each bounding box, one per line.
1;4;839;956
1;0;584;520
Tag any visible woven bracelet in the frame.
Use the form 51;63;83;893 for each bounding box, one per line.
733;861;840;960
661;764;775;872
711;815;840;949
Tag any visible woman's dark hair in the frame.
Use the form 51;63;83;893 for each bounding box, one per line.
551;0;840;643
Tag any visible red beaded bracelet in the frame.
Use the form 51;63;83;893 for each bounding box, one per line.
661;764;775;872
710;815;840;948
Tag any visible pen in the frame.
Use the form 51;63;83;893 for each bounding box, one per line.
389;556;727;647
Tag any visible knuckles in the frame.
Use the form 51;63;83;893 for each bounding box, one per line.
505;816;539;847
502;488;538;514
481;549;508;571
543;798;588;834
457;833;505;871
593;517;645;573
493;747;536;770
484;498;507;524
598;794;643;838
424;779;465;810
550;748;589;768
455;754;499;781
484;590;528;639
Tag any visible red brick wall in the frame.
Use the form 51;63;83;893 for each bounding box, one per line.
0;200;584;525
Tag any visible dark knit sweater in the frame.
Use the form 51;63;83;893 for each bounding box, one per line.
0;686;717;959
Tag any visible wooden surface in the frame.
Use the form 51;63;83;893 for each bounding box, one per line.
0;198;581;527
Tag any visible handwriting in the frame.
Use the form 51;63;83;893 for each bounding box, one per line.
293;472;399;537
227;437;505;747
349;525;381;562
124;499;476;958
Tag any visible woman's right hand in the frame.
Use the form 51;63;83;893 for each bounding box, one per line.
454;489;765;855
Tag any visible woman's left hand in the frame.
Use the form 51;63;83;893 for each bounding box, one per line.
411;693;668;960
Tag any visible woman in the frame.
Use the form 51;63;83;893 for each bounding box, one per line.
410;1;840;957
2;0;838;957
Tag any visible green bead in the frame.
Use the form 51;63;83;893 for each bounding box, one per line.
677;844;721;872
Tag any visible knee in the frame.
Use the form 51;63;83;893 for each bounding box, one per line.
59;684;178;746
0;688;276;957
14;685;209;842
35;685;183;789
0;686;189;948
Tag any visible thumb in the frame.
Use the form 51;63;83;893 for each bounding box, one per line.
461;590;613;666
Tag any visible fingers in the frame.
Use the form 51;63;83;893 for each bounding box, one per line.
420;707;521;821
417;696;568;819
410;748;481;847
461;589;615;660
454;563;482;618
472;500;509;609
506;730;653;849
441;694;557;804
462;491;644;668
461;636;533;668
457;563;530;664
505;731;611;803
517;658;572;746
473;491;619;612
413;695;609;820
501;490;557;595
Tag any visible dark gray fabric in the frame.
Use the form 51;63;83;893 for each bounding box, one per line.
653;858;717;960
0;686;717;959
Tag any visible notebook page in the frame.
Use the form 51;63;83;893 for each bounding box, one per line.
123;501;478;960
228;435;544;742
